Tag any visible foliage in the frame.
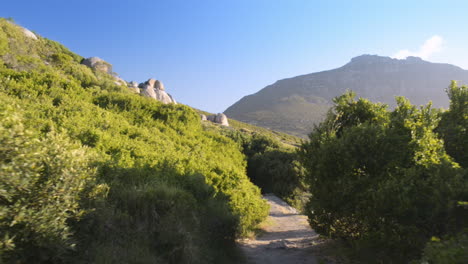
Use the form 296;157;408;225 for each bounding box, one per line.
415;230;468;264
0;18;268;263
220;128;308;210
437;81;468;167
248;149;307;209
299;91;466;262
0;99;105;263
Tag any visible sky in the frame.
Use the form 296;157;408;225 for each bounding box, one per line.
2;0;468;113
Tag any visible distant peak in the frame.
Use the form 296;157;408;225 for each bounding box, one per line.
346;54;428;68
349;54;394;64
405;56;423;62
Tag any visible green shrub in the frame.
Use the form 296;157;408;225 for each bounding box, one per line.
0;99;105;263
437;81;468;167
415;230;468;264
221;129;307;210
299;92;465;262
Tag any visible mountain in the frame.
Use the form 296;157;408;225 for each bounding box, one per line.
224;55;468;137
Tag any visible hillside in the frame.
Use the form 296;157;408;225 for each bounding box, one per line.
225;55;468;137
0;18;272;263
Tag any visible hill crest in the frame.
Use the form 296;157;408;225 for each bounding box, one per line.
224;54;468;137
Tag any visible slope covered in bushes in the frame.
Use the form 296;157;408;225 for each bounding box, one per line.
0;18;268;263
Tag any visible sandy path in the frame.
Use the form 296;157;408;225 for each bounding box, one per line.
238;194;330;264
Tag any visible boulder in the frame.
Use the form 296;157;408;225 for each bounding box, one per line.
154;80;165;91
216;113;229;126
21;27;37;40
155;89;176;104
207;113;229;126
201;114;207;121
146;78;157;88
81;57;112;74
141;84;157;99
138;78;177;104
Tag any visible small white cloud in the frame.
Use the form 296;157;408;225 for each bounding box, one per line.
392;35;444;60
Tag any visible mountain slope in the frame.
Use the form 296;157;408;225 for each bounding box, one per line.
0;18;270;263
225;55;468;137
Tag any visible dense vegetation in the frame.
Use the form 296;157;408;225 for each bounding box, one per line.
223;130;307;210
300;87;467;263
197;109;307;209
0;18;269;263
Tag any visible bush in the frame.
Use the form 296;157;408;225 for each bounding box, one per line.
437;81;468;167
415;230;468;264
222;130;308;209
299;92;465;261
0;100;105;263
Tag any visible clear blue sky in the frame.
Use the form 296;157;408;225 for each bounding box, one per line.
2;0;467;113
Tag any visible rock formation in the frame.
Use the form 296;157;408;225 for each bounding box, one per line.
200;114;207;121
81;57;112;74
207;113;229;126
21;27;37;40
139;78;177;104
81;57;177;105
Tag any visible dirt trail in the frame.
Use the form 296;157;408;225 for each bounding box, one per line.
238;194;331;264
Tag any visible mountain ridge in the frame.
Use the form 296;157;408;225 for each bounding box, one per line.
224;54;468;137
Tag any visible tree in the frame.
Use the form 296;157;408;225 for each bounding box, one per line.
437;81;468;167
299;92;464;261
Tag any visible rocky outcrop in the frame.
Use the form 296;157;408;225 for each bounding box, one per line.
21;27;37;40
80;57;176;104
81;57;112;74
200;114;207;121
207;113;229;126
154;80;165;91
139;78;176;104
81;57;126;86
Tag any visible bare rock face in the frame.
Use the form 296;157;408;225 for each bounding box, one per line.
139;78;177;104
154;80;165;91
146;78;156;88
207;113;229;126
21;27;37;40
141;84;157;99
154;89;175;104
81;57;113;74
